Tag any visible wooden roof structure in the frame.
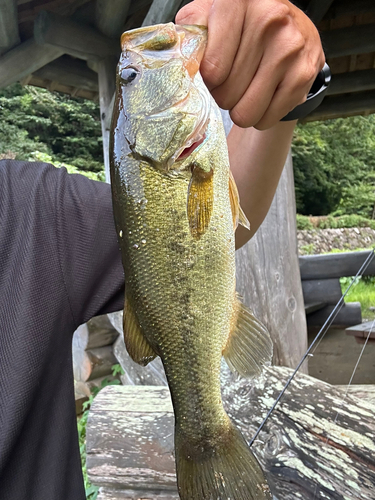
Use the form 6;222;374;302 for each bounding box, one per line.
1;0;375;121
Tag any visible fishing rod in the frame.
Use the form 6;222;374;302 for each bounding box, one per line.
249;248;375;447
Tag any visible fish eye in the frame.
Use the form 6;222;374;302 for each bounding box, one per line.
120;66;139;85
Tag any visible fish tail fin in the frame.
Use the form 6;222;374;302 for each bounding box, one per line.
175;421;271;500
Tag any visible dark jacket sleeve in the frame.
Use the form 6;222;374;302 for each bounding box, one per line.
52;165;125;326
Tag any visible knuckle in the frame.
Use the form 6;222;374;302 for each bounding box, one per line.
259;2;291;30
201;56;228;88
230;107;251;129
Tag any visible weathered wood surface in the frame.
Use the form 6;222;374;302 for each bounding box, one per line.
95;0;131;38
306;0;335;24
142;0;182;27
322;24;375;58
307;302;362;328
236;152;308;372
74;344;117;382
306;90;375;122
0;37;63;88
302;278;342;306
346;321;375;344
327;69;375;96
336;384;375;405
98;57;117;181
32;56;99;92
299;251;375;280
0;0;20;55
86;366;375;500
34;10;119;61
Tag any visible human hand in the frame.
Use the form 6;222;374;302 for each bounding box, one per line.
175;0;325;130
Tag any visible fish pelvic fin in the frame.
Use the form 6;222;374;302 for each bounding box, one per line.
175;420;272;500
223;294;273;378
187;165;214;239
123;294;157;366
229;170;250;231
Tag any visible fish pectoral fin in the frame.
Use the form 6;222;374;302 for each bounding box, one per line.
223;294;273;378
229;170;250;231
123;295;157;366
187;165;214;239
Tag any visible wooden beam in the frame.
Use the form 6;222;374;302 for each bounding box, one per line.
302;278;342;305
307;301;362;327
142;0;183;26
0;0;21;55
327;69;375;96
95;0;131;38
0;37;63;88
305;89;375;121
86;368;375;499
326;0;375;19
323;24;375;58
299;250;375;280
32;56;99;92
34;10;120;61
305;0;335;24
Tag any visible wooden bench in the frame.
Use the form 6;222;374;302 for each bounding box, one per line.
300;250;375;327
346;321;375;344
86;366;375;500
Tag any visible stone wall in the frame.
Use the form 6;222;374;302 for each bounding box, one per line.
297;227;375;255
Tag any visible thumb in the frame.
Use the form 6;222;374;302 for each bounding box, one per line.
175;0;214;26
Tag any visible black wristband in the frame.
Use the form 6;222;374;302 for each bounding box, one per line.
281;63;331;121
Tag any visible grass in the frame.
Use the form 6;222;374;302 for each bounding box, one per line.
341;277;375;321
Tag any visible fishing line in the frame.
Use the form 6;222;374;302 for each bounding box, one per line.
249;249;375;447
311;316;375;500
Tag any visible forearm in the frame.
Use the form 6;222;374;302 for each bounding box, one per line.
228;120;297;248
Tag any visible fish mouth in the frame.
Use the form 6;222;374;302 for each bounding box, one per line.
176;135;206;161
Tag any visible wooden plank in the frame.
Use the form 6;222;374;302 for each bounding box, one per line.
34;10;120;61
299;251;375;280
305;0;335;24
336;384;375;404
86;366;375;499
307;302;362;327
95;0;132;38
306;90;375;121
327;68;375;95
302;278;343;305
142;0;182;27
326;0;375;19
236;152;308;372
305;301;326;314
0;0;20;55
323;24;375;58
0;37;63;88
32;55;99;92
73;344;117;382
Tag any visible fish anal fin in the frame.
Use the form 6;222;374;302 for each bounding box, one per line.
123;295;157;366
223;294;273;378
187;165;214;240
229;171;250;231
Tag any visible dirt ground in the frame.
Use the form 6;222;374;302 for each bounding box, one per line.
308;327;375;385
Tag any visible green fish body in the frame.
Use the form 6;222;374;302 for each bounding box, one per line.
110;22;273;500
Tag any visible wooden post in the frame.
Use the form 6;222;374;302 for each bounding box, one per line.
98;57;117;182
0;0;20;55
236;152;308;372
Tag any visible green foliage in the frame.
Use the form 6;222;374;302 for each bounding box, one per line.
78;366;123;500
340;276;375;321
296;214;375;230
292;115;375;216
0;83;104;173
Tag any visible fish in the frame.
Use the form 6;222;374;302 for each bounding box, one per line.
110;22;273;500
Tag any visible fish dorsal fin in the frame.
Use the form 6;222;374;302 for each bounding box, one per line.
123;294;157;366
223;294;273;378
187;166;214;239
229;171;250;231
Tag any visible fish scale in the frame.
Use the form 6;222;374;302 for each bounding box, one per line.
111;22;273;500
